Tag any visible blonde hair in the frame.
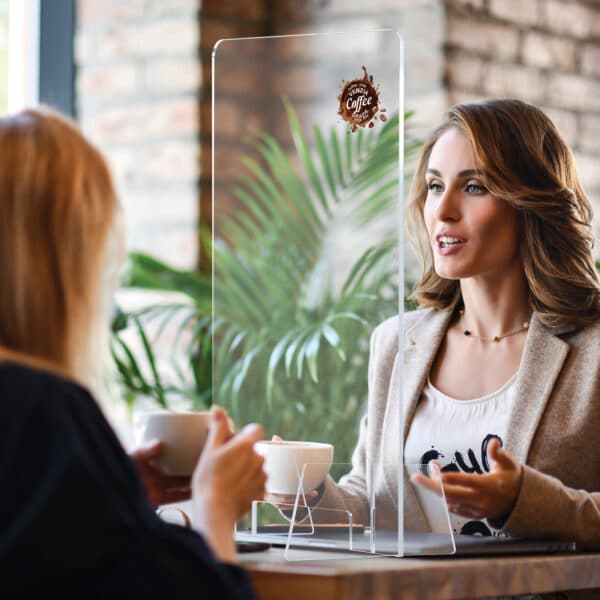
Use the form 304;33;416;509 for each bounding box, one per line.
408;99;600;328
0;107;124;390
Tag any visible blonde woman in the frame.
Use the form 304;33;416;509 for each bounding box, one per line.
0;108;266;598
303;99;600;548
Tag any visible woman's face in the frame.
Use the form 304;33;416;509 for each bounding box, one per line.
423;128;521;282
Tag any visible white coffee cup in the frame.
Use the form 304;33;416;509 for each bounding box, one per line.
254;440;334;495
137;410;211;476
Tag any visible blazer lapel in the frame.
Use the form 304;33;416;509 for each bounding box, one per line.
503;316;570;462
401;309;453;441
387;308;452;533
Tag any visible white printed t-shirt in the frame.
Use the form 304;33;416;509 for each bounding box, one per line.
404;373;517;537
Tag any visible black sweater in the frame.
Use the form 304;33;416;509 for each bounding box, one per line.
0;362;256;600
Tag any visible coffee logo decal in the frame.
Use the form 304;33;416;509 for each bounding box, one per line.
338;66;386;132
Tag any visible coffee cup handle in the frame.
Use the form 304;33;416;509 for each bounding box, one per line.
156;506;191;528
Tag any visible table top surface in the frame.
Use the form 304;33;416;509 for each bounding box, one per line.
239;546;600;600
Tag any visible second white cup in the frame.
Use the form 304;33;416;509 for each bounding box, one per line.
254;440;334;495
137;410;211;476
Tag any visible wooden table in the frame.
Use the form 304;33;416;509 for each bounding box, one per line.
240;547;600;599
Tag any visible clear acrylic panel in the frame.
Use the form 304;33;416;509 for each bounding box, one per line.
234;462;454;559
212;30;408;558
235;462;395;559
285;462;454;559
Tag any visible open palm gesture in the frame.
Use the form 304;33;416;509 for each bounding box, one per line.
412;438;523;521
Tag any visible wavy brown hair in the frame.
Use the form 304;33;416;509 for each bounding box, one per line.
0;108;123;388
408;99;600;328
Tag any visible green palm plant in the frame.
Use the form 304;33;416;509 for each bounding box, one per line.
111;251;212;411
113;103;421;471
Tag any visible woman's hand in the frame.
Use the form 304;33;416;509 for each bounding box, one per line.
411;438;523;521
130;440;191;508
192;407;267;562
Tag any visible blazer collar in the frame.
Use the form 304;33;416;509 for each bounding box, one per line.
402;309;453;441
503;315;570;462
401;310;571;462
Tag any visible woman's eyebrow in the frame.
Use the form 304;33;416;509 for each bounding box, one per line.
426;168;481;178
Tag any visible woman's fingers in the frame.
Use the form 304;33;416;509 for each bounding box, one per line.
167;475;192;488
131;439;163;461
488;440;517;470
205;406;232;448
438;483;480;505
440;471;489;487
411;472;444;494
413;473;486;506
264;489;318;508
448;504;484;519
162;485;192;504
240;422;265;442
263;493;295;508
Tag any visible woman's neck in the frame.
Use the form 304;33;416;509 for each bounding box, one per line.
0;345;71;380
459;269;530;338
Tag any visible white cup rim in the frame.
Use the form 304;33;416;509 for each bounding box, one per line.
255;440;332;449
140;410;211;417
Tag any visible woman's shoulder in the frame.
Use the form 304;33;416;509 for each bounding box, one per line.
0;357;77;387
0;358;92;416
374;307;442;336
563;316;600;349
372;307;444;350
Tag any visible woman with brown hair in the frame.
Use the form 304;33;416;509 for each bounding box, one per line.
311;98;600;547
0;108;266;598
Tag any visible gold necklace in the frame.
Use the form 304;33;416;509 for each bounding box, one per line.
459;310;530;342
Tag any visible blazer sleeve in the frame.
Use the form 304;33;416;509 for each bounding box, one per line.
502;465;600;550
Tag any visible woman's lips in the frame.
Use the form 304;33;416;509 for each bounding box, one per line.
435;236;467;256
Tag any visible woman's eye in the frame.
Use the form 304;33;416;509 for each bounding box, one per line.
465;183;487;194
427;181;444;193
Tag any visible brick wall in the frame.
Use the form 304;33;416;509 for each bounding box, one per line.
74;0;600;269
199;0;270;251
75;0;447;271
75;0;202;269
445;0;600;242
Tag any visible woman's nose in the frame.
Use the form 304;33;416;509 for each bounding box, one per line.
434;188;461;221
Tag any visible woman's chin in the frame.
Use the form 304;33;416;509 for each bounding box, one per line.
433;266;463;281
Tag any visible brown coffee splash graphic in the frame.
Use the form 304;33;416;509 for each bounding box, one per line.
338;66;386;132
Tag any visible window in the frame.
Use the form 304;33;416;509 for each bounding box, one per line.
2;0;74;116
4;0;39;114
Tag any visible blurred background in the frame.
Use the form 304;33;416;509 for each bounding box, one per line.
1;0;599;446
1;0;597;267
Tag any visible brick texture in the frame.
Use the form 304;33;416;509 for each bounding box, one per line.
489;0;540;26
582;45;600;78
580;115;600;154
447;17;519;61
543;0;600;39
521;32;577;71
75;0;600;270
541;107;578;147
76;0;202;269
444;0;600;242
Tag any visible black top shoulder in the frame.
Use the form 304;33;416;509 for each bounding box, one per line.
0;362;255;600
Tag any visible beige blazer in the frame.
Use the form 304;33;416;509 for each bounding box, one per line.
317;308;600;549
